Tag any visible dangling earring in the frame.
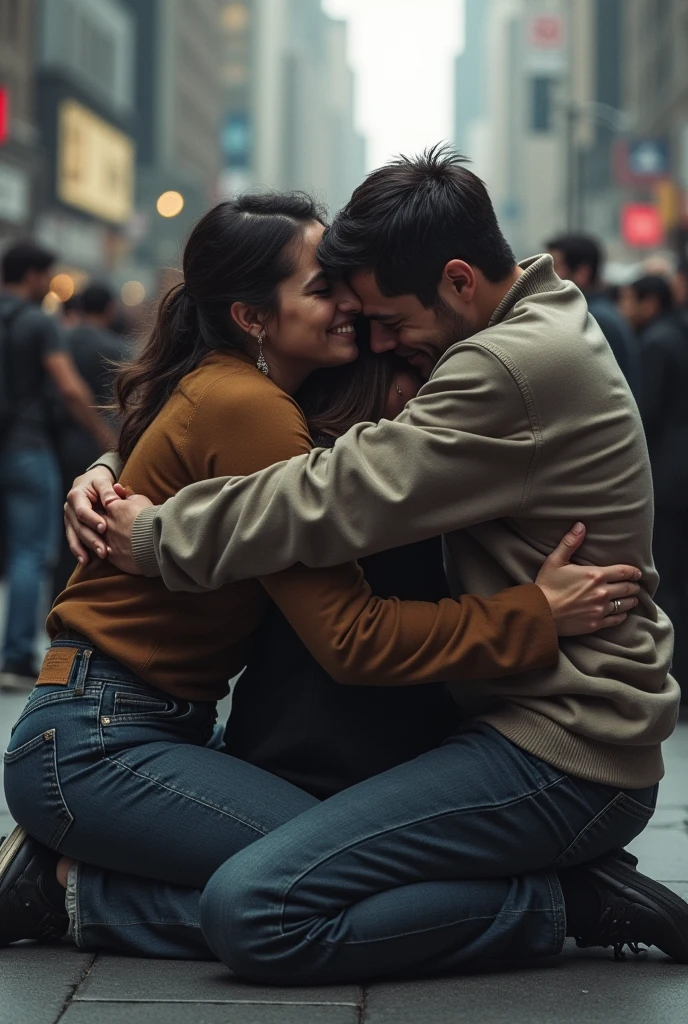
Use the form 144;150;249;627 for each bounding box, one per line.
256;328;269;376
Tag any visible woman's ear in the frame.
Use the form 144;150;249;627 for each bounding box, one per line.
230;301;262;337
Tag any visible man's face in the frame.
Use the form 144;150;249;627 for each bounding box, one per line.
25;267;53;304
549;249;592;291
350;270;474;380
619;285;655;330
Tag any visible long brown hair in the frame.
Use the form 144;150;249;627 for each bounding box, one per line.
297;318;409;438
115;192;325;460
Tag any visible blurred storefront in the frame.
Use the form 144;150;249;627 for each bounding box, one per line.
34;0;136;275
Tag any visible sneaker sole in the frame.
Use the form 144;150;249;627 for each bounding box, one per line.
0;827;28;881
594;859;688;962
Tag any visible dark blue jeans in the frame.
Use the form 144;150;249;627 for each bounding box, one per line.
3;638;657;976
0;447;61;665
200;727;656;984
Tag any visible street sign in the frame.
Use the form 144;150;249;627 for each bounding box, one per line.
626;139;670;181
621;204;664;248
525;12;567;74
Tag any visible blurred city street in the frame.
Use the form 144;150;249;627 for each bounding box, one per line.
1;684;687;1023
2;0;688;1020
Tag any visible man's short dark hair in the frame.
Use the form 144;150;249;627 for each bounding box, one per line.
1;241;56;284
631;274;674;315
80;283;115;316
546;233;602;282
318;145;516;307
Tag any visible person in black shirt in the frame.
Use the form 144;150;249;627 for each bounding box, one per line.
0;244;115;691
51;284;131;598
619;275;688;697
224;328;462;796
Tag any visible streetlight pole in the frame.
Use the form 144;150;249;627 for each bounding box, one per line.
563;101;633;233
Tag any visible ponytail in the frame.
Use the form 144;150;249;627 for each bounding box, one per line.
116;284;204;460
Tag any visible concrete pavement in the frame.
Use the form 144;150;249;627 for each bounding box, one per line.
1;687;687;1024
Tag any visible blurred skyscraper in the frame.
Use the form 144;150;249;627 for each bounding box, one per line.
0;1;40;241
219;0;366;215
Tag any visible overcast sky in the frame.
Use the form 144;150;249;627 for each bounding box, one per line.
322;0;465;171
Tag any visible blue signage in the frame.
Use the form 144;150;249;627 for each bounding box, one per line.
627;139;670;180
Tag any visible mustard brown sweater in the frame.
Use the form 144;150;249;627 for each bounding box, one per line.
49;352;558;699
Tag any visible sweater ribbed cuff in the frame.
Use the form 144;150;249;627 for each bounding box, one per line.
131;505;162;578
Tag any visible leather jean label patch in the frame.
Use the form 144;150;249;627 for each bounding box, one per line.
36;647;79;686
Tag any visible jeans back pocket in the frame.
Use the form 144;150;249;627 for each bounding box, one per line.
4;728;74;850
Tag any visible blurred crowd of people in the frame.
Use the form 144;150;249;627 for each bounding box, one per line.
548;234;688;690
0;243;131;690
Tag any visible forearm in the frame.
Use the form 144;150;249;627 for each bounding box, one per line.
88;451;124;480
64;392;115;448
261;563;559;686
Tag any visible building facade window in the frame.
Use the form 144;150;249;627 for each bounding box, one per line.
41;0;134;116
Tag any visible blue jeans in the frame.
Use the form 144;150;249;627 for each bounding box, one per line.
0;447;61;666
200;726;657;984
3;638;657;975
3;637;319;957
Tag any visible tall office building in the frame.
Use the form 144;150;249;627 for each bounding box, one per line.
121;0;224;274
0;0;41;242
32;0;136;272
220;0;366;213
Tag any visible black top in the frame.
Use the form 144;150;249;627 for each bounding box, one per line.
587;291;642;404
0;293;64;451
224;437;461;799
639;312;688;510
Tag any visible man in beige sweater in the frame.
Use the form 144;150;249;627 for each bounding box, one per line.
67;149;686;983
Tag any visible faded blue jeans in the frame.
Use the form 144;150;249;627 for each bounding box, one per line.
0;447;61;666
3;637;657;976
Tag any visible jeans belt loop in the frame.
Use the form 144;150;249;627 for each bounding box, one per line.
73;648;92;696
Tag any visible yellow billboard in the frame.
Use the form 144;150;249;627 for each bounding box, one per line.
58;99;135;224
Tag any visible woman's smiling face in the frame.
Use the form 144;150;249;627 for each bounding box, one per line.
269;222;361;373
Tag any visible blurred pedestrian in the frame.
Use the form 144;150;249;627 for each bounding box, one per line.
620;274;688;694
0;243;116;692
52;283;130;598
547;234;642;404
59;293;83;330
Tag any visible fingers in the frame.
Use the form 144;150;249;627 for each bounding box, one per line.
605;581;641;601
601;564;642;583
606;596;637;615
64;514;89;565
545;522;586;568
94;476;122;509
64;503;108;559
66;487;107;533
598;612;628;629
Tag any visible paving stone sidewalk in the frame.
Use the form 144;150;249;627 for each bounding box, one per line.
1;688;687;1024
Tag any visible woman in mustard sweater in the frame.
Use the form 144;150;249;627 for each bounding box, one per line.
0;194;639;958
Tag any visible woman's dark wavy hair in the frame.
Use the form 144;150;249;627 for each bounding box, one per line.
298;318;409;438
115;192;326;460
318;144;515;308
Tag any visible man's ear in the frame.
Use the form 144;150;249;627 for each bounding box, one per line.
230;301;262;337
443;260;476;303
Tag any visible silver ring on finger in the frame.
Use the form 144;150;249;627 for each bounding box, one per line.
612;598;622;614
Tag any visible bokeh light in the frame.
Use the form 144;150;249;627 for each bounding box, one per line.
156;191;184;218
49;273;75;301
121;280;146;306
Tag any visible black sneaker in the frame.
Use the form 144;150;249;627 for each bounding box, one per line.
0;661;37;693
0;827;68;945
574;853;688;962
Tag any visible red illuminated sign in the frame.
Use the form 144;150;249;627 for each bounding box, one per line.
621;204;664;248
0;88;8;145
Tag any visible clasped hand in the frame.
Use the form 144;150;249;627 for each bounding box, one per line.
64;469;152;575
